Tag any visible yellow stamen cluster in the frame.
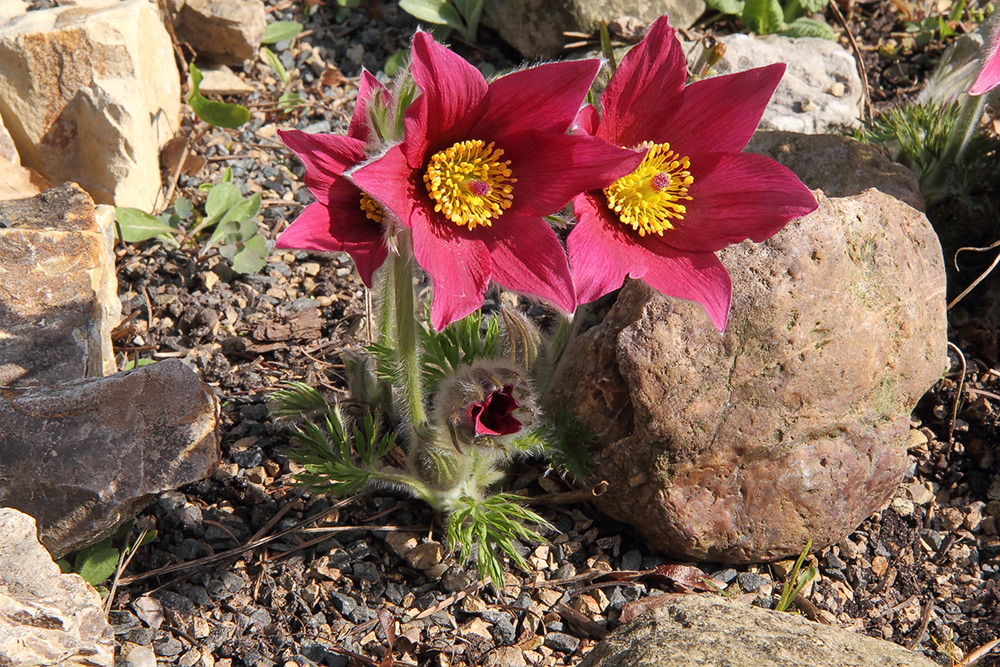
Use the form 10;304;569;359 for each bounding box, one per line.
423;139;515;230
604;141;694;237
360;192;384;224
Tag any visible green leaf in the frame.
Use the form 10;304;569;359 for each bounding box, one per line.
452;0;482;40
262;20;304;45
115;208;178;243
262;46;290;84
797;0;828;12
173;196;193;219
188;63;251;129
205;182;243;220
230;234;270;274
742;0;784;34
704;0;745;15
781;16;836;39
75;545;120;586
384;50;407;77
207;193;261;248
122;358;157;370
399;0;467;33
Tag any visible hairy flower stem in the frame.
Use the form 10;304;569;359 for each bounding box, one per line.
392;230;427;427
925;91;987;201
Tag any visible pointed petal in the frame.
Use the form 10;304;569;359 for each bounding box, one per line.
664;64;785;154
503;132;644;217
279;130;366;204
473;59;601;139
573;104;600;135
639;247;732;331
410;31;487;148
971;31;1000;95
479;215;575;313
667;152;818;253
597;15;686;147
349;145;419;227
568;193;634;305
348;69;388;142
409;205;492;331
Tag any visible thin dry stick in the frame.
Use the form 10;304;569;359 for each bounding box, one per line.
955;638;1000;667
403;581;486;622
947;341;967;448
906;598;934;649
104;527;151;614
828;0;872;124
947;239;1000;310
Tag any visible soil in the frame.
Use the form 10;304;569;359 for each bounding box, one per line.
93;1;1000;666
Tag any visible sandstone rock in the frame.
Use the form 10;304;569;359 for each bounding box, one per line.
577;594;940;667
0;112;19;165
0;359;221;558
0;0;180;209
0;508;113;667
711;34;864;134
482;1;704;60
746;131;924;211
551;146;947;562
0;184;120;386
173;0;267;65
195;63;256;96
0;157;48;201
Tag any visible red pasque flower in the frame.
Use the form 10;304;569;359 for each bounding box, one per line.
567;15;818;330
468;384;521;436
275;70;389;286
349;32;644;331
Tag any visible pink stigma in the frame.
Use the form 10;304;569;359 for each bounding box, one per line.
651;172;671;191
468;180;491;196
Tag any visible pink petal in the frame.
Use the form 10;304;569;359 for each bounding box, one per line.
569;193;732;329
478;215;575;313
348;69;388;142
663;64;785;154
279;130;366;204
503;132;644;217
666;152;817;253
597;15;686;148
473;59;601;139
409;204;493;331
410;31;488;150
348;145;419;227
971;27;1000;95
568;193;640;305
573;104;600;135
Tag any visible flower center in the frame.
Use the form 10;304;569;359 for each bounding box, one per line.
423;139;516;230
359;192;384;224
604;142;693;237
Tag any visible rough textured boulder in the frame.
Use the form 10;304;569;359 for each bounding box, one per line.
550;136;947;563
712;34;864;134
578;595;941;667
0;0;180;209
0;508;113;667
0;360;221;558
172;0;267;65
0;184;120;386
482;0;704;59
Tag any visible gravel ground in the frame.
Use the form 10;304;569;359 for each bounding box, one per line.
100;1;1000;666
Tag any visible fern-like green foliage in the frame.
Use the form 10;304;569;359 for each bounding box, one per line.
446;493;553;586
418;310;500;393
287;407;395;496
270;382;331;420
857;99;959;182
538;410;596;481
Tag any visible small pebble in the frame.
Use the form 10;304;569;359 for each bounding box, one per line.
125;644;157;667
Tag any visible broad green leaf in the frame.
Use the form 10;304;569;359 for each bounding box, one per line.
384;50;407;77
262;21;303;45
782;16;836;39
136;529;158;548
173;196;193;219
231;234;270;274
122;358;156;370
205;182;243;219
399;0;466;33
704;0;745;15
115;208;178;243
220;192;261;226
75;545;120;586
742;0;784;34
452;0;482;39
262;46;289;84
207;193;261;248
797;0;828;12
188;63;250;129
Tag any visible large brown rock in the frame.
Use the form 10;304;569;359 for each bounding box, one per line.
172;0;267;65
0;183;120;386
551;138;947;563
0;360;221;558
0;508;113;667
0;0;180;209
578;594;940;667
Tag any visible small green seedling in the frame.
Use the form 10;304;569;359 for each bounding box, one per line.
58;521;157;597
399;0;483;43
188;63;251;129
705;0;836;39
262;20;304;45
262;46;305;113
775;538;816;612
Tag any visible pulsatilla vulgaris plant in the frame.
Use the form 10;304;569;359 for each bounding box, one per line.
271;14;817;584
